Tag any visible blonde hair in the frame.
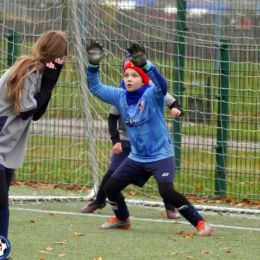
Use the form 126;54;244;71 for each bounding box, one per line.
7;30;71;115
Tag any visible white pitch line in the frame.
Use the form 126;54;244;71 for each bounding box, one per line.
10;207;260;232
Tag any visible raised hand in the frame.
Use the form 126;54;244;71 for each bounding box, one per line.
41;62;58;90
86;41;108;65
52;57;64;83
126;42;147;68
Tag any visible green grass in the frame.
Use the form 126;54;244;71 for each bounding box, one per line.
8;196;260;260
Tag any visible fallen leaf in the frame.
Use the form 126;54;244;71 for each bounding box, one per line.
55;242;66;245
186;194;197;199
177;230;185;235
73;232;84;236
45;246;54;251
160;212;164;218
200;250;211;254
58;254;66;257
30;220;36;223
195;199;206;203
125;190;136;195
217;211;223;216
149;195;160;199
171;252;177;255
187;256;194;259
171;238;177;241
48;213;56;216
226;195;235;203
38;251;46;253
184;232;195;238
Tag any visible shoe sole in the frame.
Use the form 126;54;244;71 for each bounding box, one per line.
167;215;180;219
198;227;214;236
80;204;106;214
100;224;131;230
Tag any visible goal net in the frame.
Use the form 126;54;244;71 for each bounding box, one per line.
1;0;259;217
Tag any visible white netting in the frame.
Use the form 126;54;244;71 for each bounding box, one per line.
0;0;259;217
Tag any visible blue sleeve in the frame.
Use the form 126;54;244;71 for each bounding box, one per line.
146;66;167;96
86;67;122;107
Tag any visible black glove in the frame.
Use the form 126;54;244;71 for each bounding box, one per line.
41;65;58;91
126;43;147;68
52;60;63;83
86;41;108;65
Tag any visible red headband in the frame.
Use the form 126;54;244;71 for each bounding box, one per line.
123;62;150;85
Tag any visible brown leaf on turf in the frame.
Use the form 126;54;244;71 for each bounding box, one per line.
184;232;195;238
58;254;66;257
30;220;36;223
55;242;66;245
92;253;104;260
186;194;197;199
226;195;235;203
195;199;206;203
171;252;177;255
249;201;260;207
149;195;160;199
187;256;194;259
200;250;211;254
73;231;84;236
160;212;164;218
45;247;54;251
48;212;56;216
125;190;136;195
171;238;177;241
66;184;81;190
176;230;185;235
226;250;231;253
215;196;225;201
38;251;46;253
219;247;231;250
217;211;223;216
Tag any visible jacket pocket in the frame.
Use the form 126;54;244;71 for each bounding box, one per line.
0;116;8;133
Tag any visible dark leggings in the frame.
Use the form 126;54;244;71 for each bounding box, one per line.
104;178;190;209
104;178;203;226
0;165;14;238
0;165;14;207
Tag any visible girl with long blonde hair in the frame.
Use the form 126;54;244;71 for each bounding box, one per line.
0;30;71;259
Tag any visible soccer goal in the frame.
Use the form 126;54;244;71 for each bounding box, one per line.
1;0;259;218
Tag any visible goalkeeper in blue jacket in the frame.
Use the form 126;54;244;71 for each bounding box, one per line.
86;41;214;236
